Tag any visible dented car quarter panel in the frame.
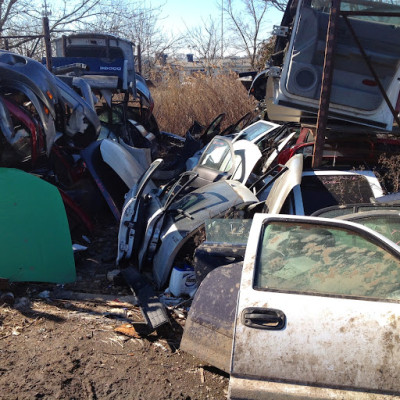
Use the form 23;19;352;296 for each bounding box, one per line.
229;214;400;399
100;139;149;189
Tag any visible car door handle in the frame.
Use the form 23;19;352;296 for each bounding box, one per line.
241;307;286;330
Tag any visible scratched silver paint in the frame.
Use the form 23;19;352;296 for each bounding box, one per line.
229;214;400;399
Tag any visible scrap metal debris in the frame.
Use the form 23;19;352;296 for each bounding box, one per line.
114;324;141;339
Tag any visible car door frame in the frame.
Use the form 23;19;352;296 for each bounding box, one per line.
229;213;400;400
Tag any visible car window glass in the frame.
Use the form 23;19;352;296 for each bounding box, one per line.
313;204;400;218
171;192;206;212
254;221;400;300
205;219;252;244
198;138;233;172
344;215;400;245
170;192;222;223
300;175;374;215
237;121;275;142
98;106;123;124
311;0;400;25
66;46;124;58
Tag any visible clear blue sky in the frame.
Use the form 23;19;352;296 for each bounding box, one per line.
160;0;283;39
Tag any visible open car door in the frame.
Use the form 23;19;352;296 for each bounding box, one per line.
229;214;400;399
274;0;400;130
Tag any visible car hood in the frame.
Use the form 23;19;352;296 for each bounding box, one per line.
151;180;258;288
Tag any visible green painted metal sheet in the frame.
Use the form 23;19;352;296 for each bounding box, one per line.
0;168;76;283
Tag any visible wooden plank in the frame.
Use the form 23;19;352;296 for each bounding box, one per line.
50;289;138;306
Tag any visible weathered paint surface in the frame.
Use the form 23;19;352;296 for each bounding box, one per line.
265;154;303;214
229;376;400;400
181;262;242;373
230;214;400;399
100;139;148;188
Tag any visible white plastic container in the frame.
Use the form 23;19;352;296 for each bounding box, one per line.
169;265;197;297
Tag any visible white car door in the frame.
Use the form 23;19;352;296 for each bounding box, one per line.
229;214;400;400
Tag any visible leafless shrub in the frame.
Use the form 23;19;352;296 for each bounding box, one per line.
151;68;256;136
378;154;400;193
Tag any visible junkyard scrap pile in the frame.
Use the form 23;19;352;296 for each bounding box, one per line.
0;35;229;399
3;0;400;396
0;220;229;399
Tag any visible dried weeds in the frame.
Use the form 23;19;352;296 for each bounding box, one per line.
151;68;256;136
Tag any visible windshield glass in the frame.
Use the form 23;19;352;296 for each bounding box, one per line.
237;121;276;142
314;204;400;217
198;137;233;172
205;219;252;244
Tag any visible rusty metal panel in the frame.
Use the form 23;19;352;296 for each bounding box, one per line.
181;262;242;372
313;0;341;168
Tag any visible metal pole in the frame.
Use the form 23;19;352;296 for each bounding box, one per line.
137;44;142;75
221;0;224;59
312;0;341;168
43;16;52;72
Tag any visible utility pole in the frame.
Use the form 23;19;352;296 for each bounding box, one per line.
137;44;142;75
43;17;52;72
42;1;52;72
221;0;224;59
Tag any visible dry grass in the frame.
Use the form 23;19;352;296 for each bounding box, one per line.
151;69;256;136
378;154;400;193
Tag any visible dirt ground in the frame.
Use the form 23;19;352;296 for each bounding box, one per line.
0;217;229;400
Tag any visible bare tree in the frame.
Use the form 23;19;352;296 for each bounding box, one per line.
85;0;184;75
0;1;28;33
125;2;184;74
265;0;288;12
185;17;222;72
0;0;36;49
224;0;271;68
0;0;104;57
49;0;103;31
